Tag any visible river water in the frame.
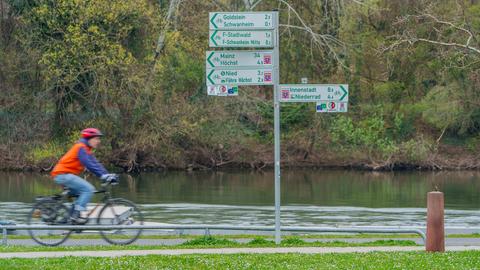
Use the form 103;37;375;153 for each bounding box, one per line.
1;170;479;227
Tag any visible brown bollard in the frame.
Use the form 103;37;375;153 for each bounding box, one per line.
426;191;445;252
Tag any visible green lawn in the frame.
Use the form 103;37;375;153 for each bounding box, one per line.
0;236;417;253
2;251;480;270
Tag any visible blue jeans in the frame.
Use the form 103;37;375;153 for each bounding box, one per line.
54;174;94;211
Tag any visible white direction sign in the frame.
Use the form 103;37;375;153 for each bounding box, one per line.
209;12;274;29
209;30;274;48
206;51;273;68
280;84;348;102
206;68;273;85
316;101;348;113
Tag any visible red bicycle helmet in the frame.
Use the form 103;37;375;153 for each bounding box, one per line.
81;128;103;139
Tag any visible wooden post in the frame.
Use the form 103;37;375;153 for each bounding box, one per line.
426;191;445;252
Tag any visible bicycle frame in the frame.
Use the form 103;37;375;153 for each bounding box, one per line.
82;185;112;220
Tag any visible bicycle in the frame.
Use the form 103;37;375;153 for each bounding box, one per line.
26;179;144;246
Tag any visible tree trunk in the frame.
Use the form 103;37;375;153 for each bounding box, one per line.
153;0;181;64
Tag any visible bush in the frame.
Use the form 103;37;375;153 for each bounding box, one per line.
281;236;306;246
248;237;274;245
330;114;398;158
399;137;434;163
181;236;238;246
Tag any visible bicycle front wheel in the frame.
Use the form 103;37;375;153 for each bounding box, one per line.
97;198;143;245
27;200;72;246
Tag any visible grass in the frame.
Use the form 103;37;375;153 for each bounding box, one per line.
448;233;480;238
0;236;418;253
6;232;432;240
2;251;480;269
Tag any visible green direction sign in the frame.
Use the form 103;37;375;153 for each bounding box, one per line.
206;68;274;86
209;30;274;48
206;51;273;68
280;84;348;102
209;12;274;29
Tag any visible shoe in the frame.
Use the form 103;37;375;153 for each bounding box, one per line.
70;210;88;224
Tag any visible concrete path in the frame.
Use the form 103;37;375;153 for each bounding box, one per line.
2;246;480;258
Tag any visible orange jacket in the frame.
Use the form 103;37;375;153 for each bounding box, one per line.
51;142;89;177
51;139;108;178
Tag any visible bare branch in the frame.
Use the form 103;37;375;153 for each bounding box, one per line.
209;0;231;11
348;0;366;6
153;0;181;61
277;0;346;66
383;12;480;56
420;13;474;47
242;0;252;10
250;0;264;10
415;38;480;54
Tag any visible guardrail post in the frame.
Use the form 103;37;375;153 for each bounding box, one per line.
2;227;7;245
426;191;445;252
205;228;210;237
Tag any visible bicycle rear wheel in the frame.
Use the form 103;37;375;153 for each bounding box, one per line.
97;198;143;245
27;200;72;246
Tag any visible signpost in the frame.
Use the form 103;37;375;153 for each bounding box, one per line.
206;68;273;85
280;84;348;103
209;30;274;48
209;12;274;29
206;10;348;244
206;51;273;68
207;11;281;244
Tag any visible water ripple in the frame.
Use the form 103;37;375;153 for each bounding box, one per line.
3;202;479;227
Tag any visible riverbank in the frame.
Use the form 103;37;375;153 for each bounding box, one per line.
1;143;479;172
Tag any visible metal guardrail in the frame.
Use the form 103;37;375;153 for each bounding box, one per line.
1;224;426;246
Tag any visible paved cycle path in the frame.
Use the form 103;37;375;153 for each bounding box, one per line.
2;246;480;258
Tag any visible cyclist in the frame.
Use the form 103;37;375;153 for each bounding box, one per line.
50;128;117;223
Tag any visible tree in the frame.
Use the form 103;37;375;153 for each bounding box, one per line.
16;0;158;133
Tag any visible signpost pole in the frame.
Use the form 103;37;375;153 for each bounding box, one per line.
273;10;281;245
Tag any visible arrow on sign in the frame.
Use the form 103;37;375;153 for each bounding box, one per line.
210;13;218;29
210;30;218;46
207;69;215;85
207;51;215;68
340;85;347;101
